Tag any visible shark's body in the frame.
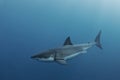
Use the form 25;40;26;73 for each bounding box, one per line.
31;30;102;64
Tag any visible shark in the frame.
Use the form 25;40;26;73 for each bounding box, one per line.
31;30;102;65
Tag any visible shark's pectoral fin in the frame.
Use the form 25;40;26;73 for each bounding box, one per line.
56;59;67;65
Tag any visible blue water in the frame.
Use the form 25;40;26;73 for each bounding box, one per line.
0;0;120;80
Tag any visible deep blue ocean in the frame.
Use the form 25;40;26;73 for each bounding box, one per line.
0;0;120;80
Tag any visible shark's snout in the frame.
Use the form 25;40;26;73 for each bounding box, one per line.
31;54;37;58
30;55;39;60
30;55;41;61
31;56;35;59
30;56;35;59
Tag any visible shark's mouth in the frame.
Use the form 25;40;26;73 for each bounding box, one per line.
33;57;54;62
40;57;54;61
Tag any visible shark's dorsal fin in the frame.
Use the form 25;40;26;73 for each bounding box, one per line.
63;36;73;46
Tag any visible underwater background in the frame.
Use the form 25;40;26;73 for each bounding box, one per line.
0;0;120;80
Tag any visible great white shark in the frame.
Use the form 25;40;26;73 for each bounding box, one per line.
31;30;102;65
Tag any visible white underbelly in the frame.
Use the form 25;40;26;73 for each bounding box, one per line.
64;51;87;60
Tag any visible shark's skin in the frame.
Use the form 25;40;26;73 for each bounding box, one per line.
31;30;102;65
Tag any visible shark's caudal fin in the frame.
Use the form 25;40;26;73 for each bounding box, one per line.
95;30;102;49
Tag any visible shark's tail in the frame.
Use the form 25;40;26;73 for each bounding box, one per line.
95;30;102;49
